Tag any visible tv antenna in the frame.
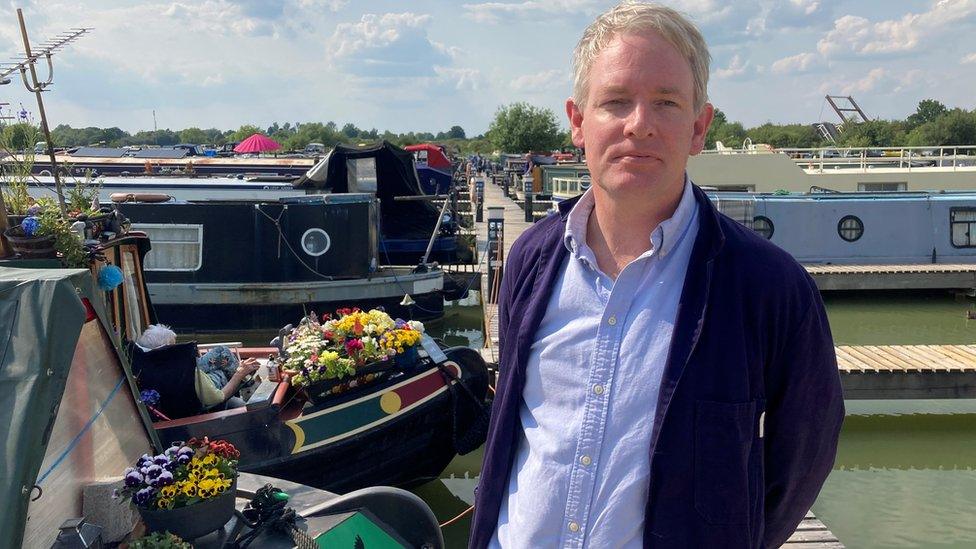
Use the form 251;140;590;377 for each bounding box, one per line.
0;8;91;216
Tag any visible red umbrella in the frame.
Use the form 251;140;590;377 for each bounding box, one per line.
233;133;281;154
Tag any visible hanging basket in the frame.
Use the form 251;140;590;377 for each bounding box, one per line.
3;227;57;259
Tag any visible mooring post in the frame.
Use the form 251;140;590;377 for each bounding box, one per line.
523;173;534;223
487;206;504;304
475;177;485;223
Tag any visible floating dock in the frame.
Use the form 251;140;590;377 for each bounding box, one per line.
805;263;976;292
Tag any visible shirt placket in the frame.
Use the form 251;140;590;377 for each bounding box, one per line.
559;266;634;547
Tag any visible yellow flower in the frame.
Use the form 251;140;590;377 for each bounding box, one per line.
160;485;177;498
156;497;173;510
201;454;217;467
179;481;197;497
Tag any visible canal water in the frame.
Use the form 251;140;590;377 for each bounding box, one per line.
201;291;976;547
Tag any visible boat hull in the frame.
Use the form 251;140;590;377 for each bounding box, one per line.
153;347;489;494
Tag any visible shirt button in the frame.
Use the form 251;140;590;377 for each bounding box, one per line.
593;384;605;395
569;521;580;532
607;315;617;326
580;455;592;466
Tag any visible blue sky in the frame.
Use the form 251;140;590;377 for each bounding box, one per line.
0;0;973;136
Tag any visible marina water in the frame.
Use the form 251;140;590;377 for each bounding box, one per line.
202;292;976;548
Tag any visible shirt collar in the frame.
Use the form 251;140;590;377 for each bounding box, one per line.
563;174;697;260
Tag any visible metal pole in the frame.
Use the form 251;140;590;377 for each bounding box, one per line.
17;8;67;217
523;174;534;223
487;206;504;304
475;177;484;223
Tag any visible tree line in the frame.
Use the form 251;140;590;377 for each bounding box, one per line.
1;98;973;157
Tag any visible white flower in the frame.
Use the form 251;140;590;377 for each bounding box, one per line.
408;320;425;333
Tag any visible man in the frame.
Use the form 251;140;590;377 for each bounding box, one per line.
471;2;844;548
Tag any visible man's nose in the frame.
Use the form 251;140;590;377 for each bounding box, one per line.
623;102;655;138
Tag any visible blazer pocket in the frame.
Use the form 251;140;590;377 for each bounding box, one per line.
694;399;759;525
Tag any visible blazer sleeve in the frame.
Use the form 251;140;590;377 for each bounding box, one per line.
763;285;845;548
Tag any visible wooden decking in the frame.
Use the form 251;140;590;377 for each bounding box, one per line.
804;263;976;291
837;344;976;398
784;512;844;548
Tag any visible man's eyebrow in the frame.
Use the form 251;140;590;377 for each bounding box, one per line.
597;85;685;96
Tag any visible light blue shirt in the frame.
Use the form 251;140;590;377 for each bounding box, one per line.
490;179;700;548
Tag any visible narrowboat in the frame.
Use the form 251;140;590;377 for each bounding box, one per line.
406;143;455;195
0;262;448;548
114;193;449;332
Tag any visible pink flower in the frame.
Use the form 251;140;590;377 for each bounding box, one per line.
345;338;364;354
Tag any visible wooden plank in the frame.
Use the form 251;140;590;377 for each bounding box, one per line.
880;345;927;373
858;345;908;372
920;345;968;371
843;346;889;373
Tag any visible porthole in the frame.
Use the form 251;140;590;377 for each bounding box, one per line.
753;216;774;239
838;215;863;242
301;228;331;256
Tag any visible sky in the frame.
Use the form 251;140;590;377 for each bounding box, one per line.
0;0;973;136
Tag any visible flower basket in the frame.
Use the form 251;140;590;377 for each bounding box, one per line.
116;439;240;541
3;227;57;259
280;308;427;406
305;359;397;406
139;478;237;540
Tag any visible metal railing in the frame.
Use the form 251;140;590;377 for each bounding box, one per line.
699;144;976;173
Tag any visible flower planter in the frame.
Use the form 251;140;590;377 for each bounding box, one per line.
3;228;57;259
138;478;237;540
306;360;397;406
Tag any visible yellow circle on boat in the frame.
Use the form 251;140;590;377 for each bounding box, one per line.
380;392;402;414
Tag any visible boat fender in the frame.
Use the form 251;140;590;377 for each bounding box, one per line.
110;192;173;203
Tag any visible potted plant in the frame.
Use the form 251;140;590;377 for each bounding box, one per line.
280;308;426;404
116;438;240;541
125;531;192;549
3;200;88;266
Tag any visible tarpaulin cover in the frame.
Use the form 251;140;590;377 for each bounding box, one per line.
0;266;154;549
296;141;440;240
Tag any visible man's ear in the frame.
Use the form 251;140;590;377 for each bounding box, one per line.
566;98;585;149
689;102;714;156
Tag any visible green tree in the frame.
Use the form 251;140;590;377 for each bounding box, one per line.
447;125;466;139
836;120;907;147
179;127;209;144
228;124;263;142
487;102;563;153
746;123;824;148
906;99;948;129
906;109;976;146
705;108;747;149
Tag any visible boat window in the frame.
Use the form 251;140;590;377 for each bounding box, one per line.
858;182;907;192
753;216;774;239
132;224;203;271
414;149;428;164
838;215;864;242
348;157;377;193
950;208;976;248
121;250;146;339
301;228;332;257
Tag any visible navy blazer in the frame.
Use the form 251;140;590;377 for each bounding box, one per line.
470;185;845;548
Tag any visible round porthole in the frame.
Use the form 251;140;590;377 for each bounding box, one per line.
838;215;864;242
753;216;774;239
301;228;331;256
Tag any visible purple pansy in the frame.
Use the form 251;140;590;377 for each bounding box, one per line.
123;468;144;487
133;487;156;507
136;454;153;468
144;464;163;479
152;454;170;467
26;204;41;216
139;389;161;407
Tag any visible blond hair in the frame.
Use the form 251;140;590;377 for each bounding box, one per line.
572;1;711;111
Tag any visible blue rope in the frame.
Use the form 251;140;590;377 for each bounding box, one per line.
36;375;127;486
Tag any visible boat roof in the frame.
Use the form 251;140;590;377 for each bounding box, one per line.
708;190;976;201
70;146;127;158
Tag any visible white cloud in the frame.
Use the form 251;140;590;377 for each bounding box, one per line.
434;67;484;91
821;67;927;97
510;69;570;92
770;52;824;74
713;53;752;79
462;0;601;23
963;52;976;64
327;13;450;78
818;1;976;57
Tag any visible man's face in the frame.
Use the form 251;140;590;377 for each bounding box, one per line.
566;31;713;201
